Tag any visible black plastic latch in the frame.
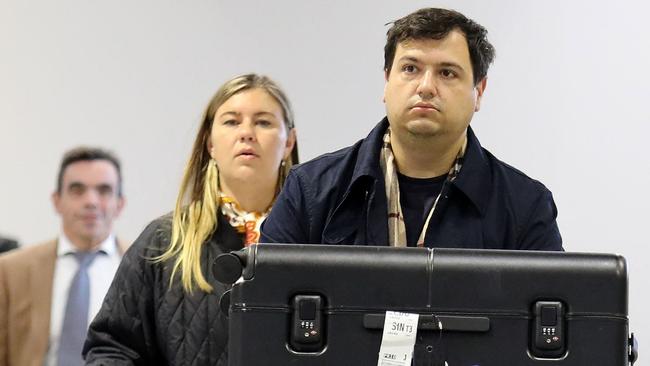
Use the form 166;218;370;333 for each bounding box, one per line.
213;251;246;284
289;294;325;352
530;300;566;358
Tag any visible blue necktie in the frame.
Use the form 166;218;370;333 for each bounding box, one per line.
56;251;100;366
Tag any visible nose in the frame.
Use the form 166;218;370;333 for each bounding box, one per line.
238;121;256;142
416;70;437;100
83;189;100;208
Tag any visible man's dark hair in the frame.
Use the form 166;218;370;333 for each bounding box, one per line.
384;8;496;85
56;146;123;196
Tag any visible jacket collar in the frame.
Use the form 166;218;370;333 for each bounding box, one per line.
451;126;493;216
211;212;246;251
322;119;388;244
345;117;493;217
31;241;57;359
347;117;390;188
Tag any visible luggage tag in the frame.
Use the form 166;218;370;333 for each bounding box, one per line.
377;311;420;366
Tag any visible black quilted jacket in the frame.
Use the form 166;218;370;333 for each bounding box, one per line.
83;213;244;365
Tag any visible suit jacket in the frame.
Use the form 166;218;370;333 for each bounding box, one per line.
0;238;129;366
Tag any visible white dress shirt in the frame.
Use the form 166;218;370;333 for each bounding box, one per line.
45;233;122;366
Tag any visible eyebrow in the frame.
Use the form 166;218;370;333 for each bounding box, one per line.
397;56;421;64
218;111;278;119
66;182;114;191
438;61;465;71
67;182;86;190
397;56;465;72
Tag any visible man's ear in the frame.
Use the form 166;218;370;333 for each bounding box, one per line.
115;196;126;218
51;191;62;215
383;69;390;103
474;77;488;112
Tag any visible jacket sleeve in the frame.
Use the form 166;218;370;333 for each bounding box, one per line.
83;221;164;365
0;259;8;366
517;189;564;251
260;169;312;244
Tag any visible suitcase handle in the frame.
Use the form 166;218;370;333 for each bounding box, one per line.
363;314;490;332
629;332;638;365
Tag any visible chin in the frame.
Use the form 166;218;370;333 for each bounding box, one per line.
404;120;442;137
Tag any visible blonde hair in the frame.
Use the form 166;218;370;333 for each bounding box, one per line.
156;74;298;293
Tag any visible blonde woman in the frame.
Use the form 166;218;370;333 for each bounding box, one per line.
83;74;297;365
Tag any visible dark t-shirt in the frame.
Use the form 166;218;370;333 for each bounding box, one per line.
398;172;447;246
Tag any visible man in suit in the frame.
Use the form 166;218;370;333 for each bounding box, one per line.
0;146;128;366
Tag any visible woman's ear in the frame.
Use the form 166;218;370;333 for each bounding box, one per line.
206;138;214;159
284;128;297;160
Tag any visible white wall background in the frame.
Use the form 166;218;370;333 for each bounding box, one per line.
2;0;647;349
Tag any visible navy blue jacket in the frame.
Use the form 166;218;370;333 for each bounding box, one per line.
261;118;563;250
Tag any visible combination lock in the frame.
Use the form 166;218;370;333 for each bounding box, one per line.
289;294;325;352
531;300;566;358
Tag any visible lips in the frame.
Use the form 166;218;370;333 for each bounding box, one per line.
79;214;100;224
236;148;259;158
410;102;440;111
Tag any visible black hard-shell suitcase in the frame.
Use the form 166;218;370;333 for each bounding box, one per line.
215;244;637;365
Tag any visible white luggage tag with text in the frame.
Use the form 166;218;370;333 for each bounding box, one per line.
377;311;419;366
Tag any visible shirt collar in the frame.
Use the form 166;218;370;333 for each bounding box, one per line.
57;232;117;257
346;118;493;216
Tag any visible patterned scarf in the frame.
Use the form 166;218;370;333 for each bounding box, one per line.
219;194;270;246
379;128;466;247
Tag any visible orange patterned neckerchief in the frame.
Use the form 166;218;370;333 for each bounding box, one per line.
219;194;270;246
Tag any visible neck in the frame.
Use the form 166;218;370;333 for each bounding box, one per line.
64;230;106;252
390;129;467;178
220;179;277;212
